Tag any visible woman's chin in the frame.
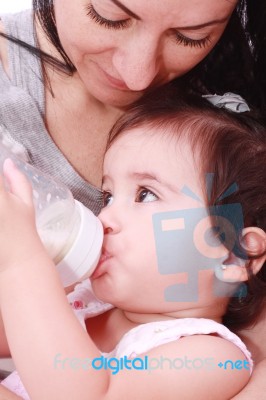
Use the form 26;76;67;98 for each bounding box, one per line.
97;89;144;109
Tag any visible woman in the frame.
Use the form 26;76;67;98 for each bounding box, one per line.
0;0;265;398
0;0;265;214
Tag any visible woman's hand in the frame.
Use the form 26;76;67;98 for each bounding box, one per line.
0;159;43;273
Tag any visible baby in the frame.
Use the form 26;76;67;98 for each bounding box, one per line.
0;89;265;399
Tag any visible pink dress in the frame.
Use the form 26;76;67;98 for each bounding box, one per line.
1;280;253;399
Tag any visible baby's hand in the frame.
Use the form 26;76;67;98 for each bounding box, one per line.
0;159;42;272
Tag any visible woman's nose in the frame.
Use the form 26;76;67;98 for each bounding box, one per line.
112;34;161;91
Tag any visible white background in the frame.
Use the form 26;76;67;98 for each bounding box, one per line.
0;0;32;14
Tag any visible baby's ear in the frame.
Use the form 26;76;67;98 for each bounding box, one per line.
215;227;266;283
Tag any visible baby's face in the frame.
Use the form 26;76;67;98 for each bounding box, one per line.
91;128;227;313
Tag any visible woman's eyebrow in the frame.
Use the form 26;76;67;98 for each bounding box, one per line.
176;16;229;30
110;0;141;20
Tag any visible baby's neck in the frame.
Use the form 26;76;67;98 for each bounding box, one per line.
123;311;177;324
122;308;224;325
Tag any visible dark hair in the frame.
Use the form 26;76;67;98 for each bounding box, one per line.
108;85;266;331
1;0;266;115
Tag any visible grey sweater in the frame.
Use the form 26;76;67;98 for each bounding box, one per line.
0;10;103;215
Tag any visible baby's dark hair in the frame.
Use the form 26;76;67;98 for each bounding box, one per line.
108;86;266;331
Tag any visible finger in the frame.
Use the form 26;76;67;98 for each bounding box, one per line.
3;158;34;206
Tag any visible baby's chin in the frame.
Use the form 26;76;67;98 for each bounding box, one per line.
90;274;115;300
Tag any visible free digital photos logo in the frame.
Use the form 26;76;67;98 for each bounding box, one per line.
152;174;247;302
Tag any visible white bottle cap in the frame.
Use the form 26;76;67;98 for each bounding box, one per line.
56;200;103;287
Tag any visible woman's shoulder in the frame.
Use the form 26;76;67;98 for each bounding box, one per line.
0;19;9;77
0;10;35;79
0;19;5;57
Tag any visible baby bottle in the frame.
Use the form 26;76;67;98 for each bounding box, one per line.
0;141;103;287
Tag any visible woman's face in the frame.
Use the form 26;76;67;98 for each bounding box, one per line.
54;0;237;107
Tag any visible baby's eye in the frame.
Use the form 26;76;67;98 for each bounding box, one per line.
102;191;113;207
135;187;158;203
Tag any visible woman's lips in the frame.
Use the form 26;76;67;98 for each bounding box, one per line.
99;66;130;90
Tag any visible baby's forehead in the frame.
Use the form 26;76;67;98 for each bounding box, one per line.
105;125;199;175
108;123;191;149
108;124;204;175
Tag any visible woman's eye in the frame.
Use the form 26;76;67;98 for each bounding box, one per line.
173;31;211;49
102;191;113;207
136;187;158;203
86;4;131;30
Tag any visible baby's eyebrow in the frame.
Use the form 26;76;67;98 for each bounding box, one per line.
130;172;158;181
110;0;141;20
130;172;178;193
